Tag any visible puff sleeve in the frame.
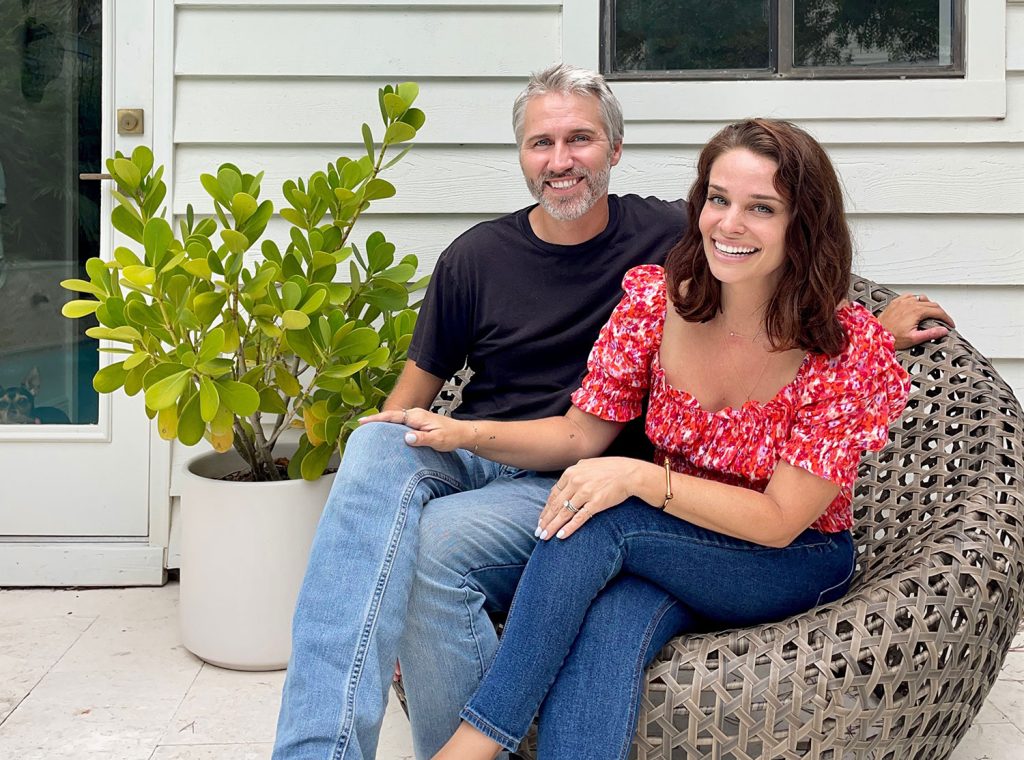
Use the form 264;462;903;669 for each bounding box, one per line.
780;304;910;490
570;265;666;422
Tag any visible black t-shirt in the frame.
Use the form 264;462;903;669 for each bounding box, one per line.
409;194;686;436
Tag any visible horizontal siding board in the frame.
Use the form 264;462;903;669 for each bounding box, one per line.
173;144;1024;216
992;360;1024;406
175;6;559;77
174;74;1024;146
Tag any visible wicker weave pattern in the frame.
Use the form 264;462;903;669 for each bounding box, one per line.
403;276;1024;759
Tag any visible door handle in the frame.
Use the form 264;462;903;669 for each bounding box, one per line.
79;173;113;181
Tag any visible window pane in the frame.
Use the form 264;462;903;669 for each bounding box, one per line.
612;0;771;72
0;1;102;425
795;0;955;69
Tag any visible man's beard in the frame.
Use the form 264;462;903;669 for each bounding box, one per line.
525;160;612;222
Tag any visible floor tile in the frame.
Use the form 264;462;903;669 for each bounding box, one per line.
160;665;285;745
149;743;272;760
984;676;1024;732
947;721;1024;760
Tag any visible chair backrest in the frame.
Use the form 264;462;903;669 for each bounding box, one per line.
846;275;1024;590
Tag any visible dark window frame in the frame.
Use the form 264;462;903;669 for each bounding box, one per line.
600;0;966;81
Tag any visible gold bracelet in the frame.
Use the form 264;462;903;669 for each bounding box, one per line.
659;460;673;510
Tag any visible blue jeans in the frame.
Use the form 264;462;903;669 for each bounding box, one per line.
272;422;554;760
461;498;856;757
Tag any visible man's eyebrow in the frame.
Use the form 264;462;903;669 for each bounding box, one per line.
708;183;783;203
525;125;601;141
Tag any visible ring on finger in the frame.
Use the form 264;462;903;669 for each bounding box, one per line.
562;499;580;514
402;409;409;425
915;294;923;302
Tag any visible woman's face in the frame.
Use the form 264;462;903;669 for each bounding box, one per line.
698;148;791;291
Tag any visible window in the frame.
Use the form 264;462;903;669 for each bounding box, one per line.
602;0;964;80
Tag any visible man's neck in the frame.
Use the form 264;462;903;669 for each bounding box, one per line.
528;195;612;246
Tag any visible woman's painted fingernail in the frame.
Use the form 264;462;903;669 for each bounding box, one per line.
534;526;542;538
556;529;565;539
404;432;416;444
539;530;548;540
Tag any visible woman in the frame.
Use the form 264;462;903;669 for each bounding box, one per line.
365;119;910;760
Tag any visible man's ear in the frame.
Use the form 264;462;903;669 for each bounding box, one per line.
609;140;623;167
23;367;41;396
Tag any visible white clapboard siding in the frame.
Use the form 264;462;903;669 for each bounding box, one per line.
174;74;1024;146
175;5;560;77
1010;3;1024;72
173;144;1024;217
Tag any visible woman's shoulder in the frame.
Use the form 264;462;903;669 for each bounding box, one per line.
621;264;667;301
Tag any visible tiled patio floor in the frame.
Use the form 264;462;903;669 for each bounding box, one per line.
1;583;1022;759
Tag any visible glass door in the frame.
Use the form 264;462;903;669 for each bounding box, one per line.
0;0;101;426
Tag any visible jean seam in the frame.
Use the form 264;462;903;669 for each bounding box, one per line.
815;550;856;606
461;563;529;680
619;527;830;553
333;466;467;760
459;706;520;752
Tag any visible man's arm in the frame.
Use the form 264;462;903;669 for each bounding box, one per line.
877;293;956;350
383;359;447;412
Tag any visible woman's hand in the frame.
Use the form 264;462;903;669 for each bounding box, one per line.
877;293;955;349
360;407;471;452
536;457;654;541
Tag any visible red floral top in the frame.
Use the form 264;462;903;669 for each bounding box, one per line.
570;265;910;533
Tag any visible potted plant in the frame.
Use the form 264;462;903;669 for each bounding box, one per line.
60;84;428;669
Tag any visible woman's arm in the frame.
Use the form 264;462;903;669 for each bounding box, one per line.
540;458;839;548
360;406;625;472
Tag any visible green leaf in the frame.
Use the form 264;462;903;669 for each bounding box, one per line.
132;145;154;177
258;387;288;415
178;393;206;445
320;360;368;380
86;325;143;343
157;405;178;440
193;292;227;326
334;327;380;356
300;442;334;481
214;379;260;416
341;379;365;405
143;217;174;265
274;364;302;397
396;82;419;107
112;158;141;191
280;207;306;229
113;246;143;268
220;229;250;254
62;299;100;318
231;192;258;224
399;107;426;131
123;351;150;371
198;376;220;422
144;370;191;411
281;281;302;310
112;206;145;243
381;145;413;171
197;327;226;363
383;92;407;120
299;287;328;314
217;166;243;201
365;346;391;368
182;258;213;280
93;361;129;393
383;121;416;146
282;309;311;330
361;123;375;161
362;179;396;202
122;265;156;287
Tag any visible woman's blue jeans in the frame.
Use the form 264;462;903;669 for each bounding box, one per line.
461;498;856;758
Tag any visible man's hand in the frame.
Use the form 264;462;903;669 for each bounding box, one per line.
360;407;470;452
535;457;651;541
878;293;955;350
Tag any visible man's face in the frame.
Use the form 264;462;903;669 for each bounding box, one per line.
519;92;621;222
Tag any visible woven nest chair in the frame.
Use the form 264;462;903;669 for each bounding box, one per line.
396;275;1024;759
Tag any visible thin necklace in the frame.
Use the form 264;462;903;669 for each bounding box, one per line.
723;322;772;402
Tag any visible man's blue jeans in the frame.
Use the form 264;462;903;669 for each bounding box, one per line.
271;422;554;759
461;499;856;758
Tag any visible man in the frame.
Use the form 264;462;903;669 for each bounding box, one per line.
272;64;952;760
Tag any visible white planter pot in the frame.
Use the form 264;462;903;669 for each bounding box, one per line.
179;446;336;671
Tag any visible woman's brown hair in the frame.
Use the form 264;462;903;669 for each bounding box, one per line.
664;119;852;356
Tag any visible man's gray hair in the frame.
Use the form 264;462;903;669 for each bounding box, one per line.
512;63;625;148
